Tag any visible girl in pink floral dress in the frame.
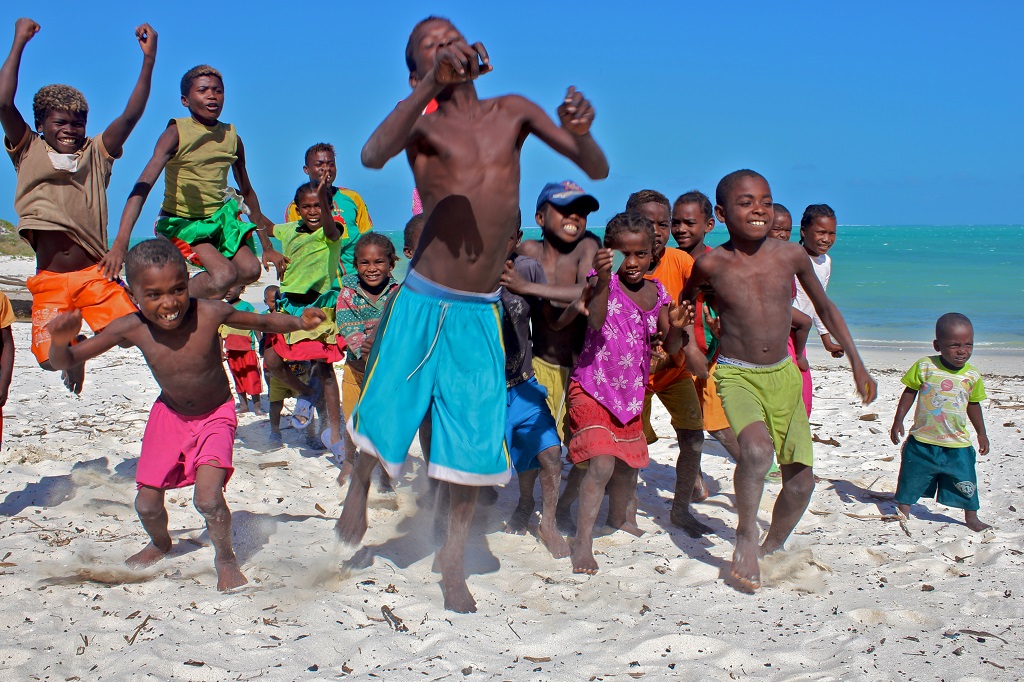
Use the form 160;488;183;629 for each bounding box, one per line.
558;213;690;574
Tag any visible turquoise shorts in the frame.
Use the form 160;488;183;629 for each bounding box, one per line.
347;270;511;485
895;436;979;511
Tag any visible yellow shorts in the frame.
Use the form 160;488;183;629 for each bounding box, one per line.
642;378;703;444
268;376;301;403
714;358;813;467
342;362;364;460
532;356;570;443
693;362;731;432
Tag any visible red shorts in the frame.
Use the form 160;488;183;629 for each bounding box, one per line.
136;398;236;490
270;332;344;363
225;349;262;396
26;265;137;364
566;380;648;468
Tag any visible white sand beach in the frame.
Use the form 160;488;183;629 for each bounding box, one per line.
1;256;1022;680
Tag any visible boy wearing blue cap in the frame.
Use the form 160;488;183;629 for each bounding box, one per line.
337;16;608;613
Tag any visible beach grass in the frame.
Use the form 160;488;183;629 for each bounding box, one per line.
0;218;32;257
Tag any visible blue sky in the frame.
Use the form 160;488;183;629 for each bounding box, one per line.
1;1;1021;234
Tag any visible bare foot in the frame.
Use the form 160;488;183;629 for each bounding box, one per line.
215;559;248;591
670;505;713;538
125;541;170;569
505;500;534;534
237;402;250;414
436;547;477;613
335;495;369;546
538;521;571;559
692;471;709;502
253;405;266;416
336;459;353;487
570;540;599;574
730;536;761;591
965;511;991;532
62;364;85;395
607;519;646;537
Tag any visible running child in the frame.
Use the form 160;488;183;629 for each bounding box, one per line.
558;213;689;574
793;204;844;358
284;142;373;276
260;284;315;445
263;180;344;454
110;65;286;300
45;238;324;590
1;18;157;394
335;233;400;489
0;290;14;444
890;313;990;531
220;285;263;414
680;170;876;590
670;190;741;499
518;181;602;446
339;16;608;613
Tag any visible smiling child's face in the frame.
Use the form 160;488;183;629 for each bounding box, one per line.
130;264;190;331
715;175;773;242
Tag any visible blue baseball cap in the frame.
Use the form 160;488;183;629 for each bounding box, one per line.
535;180;600;213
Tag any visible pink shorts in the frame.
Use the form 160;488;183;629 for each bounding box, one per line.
136;398;237;490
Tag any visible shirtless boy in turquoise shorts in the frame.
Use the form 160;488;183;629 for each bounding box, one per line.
337;16;608;613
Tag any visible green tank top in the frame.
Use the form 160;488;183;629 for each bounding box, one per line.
161;117;237;219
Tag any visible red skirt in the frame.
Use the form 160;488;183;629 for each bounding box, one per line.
566;380;649;468
271;332;344;363
226;349;263;395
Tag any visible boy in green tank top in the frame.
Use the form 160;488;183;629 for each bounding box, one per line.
109;65;286;300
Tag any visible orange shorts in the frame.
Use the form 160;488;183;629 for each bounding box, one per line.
693;362;731;432
26;265;137;364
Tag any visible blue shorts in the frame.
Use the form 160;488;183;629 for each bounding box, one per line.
895;436;979;511
506;377;562;473
348;270;511;485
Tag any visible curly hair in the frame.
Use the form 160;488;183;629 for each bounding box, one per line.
32;85;88;129
180;65;223;97
625;189;670;213
715;169;766;207
403;214;426;252
936;312;972;340
304;142;336;165
293;181;319;206
354;232;398;268
674;190;713;223
124;238;187;288
603;212;655;250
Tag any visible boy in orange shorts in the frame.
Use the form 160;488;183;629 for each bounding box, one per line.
0;18;157;393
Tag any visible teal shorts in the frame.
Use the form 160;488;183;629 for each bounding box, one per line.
347;270;511;485
895;436;979;511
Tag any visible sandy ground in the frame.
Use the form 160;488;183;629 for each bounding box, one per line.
1;256;1023;680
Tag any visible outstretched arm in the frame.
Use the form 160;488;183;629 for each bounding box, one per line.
499;259;580;304
316;175;342;242
795;249;876;403
100;23;157;158
232;136;288;275
102;124;178;280
521;87;609;180
0;18;39;146
224;306;325;334
362;41;491;168
46;311;134;370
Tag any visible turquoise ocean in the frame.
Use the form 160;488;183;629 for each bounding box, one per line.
128;224;1024;350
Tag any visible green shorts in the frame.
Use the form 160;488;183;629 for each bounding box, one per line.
895;436;979;511
714;357;812;467
155;198;256;265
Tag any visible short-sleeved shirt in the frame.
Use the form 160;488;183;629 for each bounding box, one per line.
6;129;116;262
903;356;986;447
220;300;257;351
336;274;399;363
284;187;373;276
274;220;342;296
645;247;694;392
0;291;15;328
502;254;546;387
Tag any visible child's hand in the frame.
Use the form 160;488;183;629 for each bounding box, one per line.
14;18;40;43
889;420;904;445
823;335;845;358
593;248;613;284
796;354;810;373
361;321;377;357
432;41;491;86
46;310;83;348
668;300;694;329
317;174;335;200
135;23;157;57
500;259;525;293
299;307;326;331
558;86;595;136
649;344;669;374
262;248;290;277
703;305;721;339
977;433;989;456
99;242;128;281
854;367;877;404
